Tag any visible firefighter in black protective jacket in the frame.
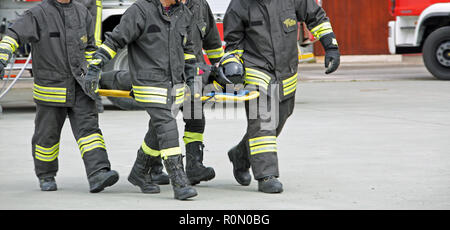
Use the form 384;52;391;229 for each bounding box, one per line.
99;0;224;186
84;0;199;200
224;0;340;193
0;0;119;192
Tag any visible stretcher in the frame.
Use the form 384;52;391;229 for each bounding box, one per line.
98;89;260;102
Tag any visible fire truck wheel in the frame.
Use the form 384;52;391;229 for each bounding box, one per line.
423;26;450;80
107;97;144;111
103;48;129;72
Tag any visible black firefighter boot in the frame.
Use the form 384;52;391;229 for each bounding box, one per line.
88;168;119;193
148;155;170;185
39;177;57;191
163;155;198;200
185;142;215;185
228;145;252;186
128;149;161;193
258;176;283;193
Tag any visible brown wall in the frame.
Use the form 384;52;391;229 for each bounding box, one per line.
314;0;395;56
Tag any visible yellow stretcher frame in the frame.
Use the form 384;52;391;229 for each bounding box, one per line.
98;89;260;102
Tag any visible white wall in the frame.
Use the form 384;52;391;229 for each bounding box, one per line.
206;0;231;14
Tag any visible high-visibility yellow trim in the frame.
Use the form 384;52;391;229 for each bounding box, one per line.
95;0;103;47
134;95;167;104
206;47;225;59
249;136;276;146
133;90;167;97
1;36;19;52
244;77;269;90
77;133;103;145
80;142;106;157
310;22;333;39
245;68;271;83
283;73;298;85
133;85;168;96
183;132;204;145
142;141;161;157
33;84;66;93
100;44;116;59
221;57;241;65
0;53;9;61
33;91;66;103
184;53;196;60
0;43;13;54
282;73;298;96
250;145;277;155
228;50;244;57
160;147;182;160
35;143;59;162
77;133;106;157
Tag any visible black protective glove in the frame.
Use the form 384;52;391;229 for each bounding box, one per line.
320;32;340;74
84;64;101;100
84;47;113;99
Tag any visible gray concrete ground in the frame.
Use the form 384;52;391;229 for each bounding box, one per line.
0;62;449;210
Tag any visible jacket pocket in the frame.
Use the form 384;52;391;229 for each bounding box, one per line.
280;12;297;33
196;21;207;39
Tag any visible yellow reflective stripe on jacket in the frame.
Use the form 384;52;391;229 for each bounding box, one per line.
282;73;298;96
1;36;19;52
249;136;277;155
183;132;204;145
132;85;168;96
205;47;225;59
184;53;196;60
34;84;67;95
175;86;185;105
245;68;271;90
132;85;168;104
77;133;106;158
228;49;244;57
85;50;95;59
35;143;59;162
134;94;167;104
100;44;117;59
141;141;161;157
95;0;103;47
33;84;67;103
33;92;66;103
0;43;13;54
245;68;271;83
310;22;333;39
0;53;8;61
160;147;182;160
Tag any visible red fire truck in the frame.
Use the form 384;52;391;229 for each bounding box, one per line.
388;0;450;80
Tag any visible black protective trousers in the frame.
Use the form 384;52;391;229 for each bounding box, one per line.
100;70;205;148
31;83;111;179
234;87;296;180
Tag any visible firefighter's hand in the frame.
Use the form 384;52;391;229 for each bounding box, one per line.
320;32;340;75
324;48;340;74
84;65;101;100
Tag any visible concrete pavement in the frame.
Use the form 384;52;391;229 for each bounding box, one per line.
0;63;449;210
